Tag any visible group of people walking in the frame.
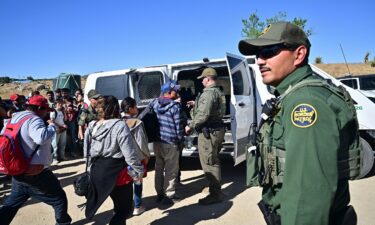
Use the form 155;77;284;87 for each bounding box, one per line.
0;64;228;225
1;21;360;225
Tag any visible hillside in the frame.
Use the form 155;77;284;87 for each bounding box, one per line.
315;63;375;77
1;63;374;99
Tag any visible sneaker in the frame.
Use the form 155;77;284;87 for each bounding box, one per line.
133;206;146;216
198;194;224;205
51;159;59;165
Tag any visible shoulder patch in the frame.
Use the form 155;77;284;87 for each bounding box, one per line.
291;104;317;128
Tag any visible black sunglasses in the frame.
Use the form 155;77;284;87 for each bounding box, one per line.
256;44;296;59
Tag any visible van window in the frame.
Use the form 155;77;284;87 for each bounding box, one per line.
179;79;196;102
232;70;250;96
340;79;358;89
96;75;128;100
137;72;163;105
360;76;375;90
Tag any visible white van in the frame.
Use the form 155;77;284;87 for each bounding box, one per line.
338;74;375;103
84;53;375;168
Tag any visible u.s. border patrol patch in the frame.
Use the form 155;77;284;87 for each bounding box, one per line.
291;104;317;128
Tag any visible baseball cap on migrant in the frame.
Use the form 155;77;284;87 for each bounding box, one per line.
161;80;181;94
238;21;311;56
10;93;20;101
27;95;54;111
87;89;101;99
197;67;218;79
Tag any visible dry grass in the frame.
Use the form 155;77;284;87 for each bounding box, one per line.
0;79;86;99
0;79;53;99
315;63;375;77
1;64;374;99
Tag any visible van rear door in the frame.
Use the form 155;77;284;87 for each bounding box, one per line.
226;53;255;165
128;66;169;106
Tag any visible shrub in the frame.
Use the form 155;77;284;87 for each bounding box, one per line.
315;57;323;64
0;77;11;83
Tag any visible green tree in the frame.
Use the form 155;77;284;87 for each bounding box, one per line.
315;57;323;64
26;76;34;81
0;76;11;83
242;11;313;38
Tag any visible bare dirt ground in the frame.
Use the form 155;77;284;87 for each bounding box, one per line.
1;157;375;225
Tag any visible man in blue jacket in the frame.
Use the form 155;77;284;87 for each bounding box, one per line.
152;80;185;204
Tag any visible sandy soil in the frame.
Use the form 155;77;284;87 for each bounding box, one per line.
1;157;374;225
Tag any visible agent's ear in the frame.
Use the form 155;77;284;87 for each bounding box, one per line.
293;45;308;66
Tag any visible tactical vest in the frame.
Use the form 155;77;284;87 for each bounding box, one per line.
192;86;226;127
247;79;362;187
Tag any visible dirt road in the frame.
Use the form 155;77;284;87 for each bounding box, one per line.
1;157;374;225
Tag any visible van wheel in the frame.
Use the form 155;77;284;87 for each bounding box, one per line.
358;133;375;179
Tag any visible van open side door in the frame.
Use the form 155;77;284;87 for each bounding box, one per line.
226;53;256;165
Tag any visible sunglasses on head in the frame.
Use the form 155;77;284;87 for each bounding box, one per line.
256;44;296;59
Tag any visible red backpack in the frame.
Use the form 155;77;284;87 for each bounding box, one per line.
0;114;39;175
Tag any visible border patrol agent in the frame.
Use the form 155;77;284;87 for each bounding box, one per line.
185;67;226;205
239;22;359;225
78;89;101;140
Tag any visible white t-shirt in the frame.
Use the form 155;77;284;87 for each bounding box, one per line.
50;110;65;126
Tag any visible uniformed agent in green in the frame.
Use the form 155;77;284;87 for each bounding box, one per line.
185;67;226;205
78;89;101;140
239;22;358;225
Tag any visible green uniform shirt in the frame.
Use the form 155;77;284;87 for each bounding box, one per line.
260;65;357;225
78;104;98;126
189;84;226;131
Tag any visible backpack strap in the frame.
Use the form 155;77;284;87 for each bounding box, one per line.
5;113;33;136
4;113;40;160
138;98;157;120
278;79;326;103
278;79;352;106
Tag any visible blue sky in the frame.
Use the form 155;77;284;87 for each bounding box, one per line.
0;0;374;79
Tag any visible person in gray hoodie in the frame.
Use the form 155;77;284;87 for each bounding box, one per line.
121;97;150;216
83;95;143;225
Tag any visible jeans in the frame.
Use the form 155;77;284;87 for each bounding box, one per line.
52;130;67;160
133;182;142;208
66;121;78;156
0;169;72;225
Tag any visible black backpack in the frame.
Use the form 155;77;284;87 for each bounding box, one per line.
138;99;160;143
